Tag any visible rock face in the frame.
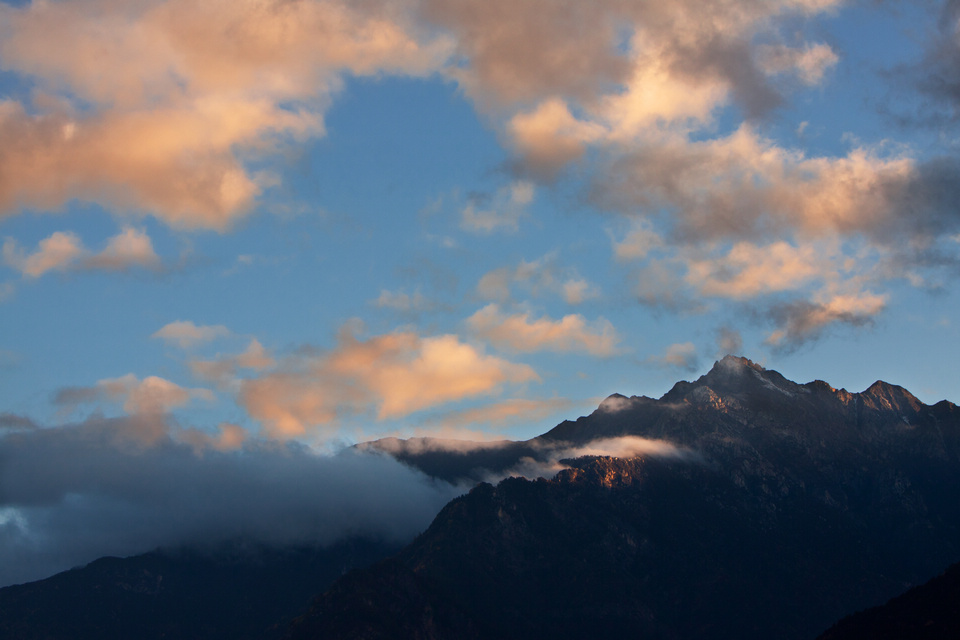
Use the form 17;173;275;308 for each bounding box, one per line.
289;356;960;640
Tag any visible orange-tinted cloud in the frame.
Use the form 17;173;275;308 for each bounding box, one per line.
2;231;84;277
420;396;581;432
239;328;538;438
0;0;450;229
684;241;830;300
3;227;160;277
189;338;276;389
467;304;622;357
55;373;214;416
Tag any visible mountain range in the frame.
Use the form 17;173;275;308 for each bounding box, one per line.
2;356;959;638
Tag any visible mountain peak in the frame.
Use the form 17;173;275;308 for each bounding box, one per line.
658;355;796;403
861;380;922;415
712;354;765;374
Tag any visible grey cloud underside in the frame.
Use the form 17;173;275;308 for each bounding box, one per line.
0;413;36;431
0;415;464;588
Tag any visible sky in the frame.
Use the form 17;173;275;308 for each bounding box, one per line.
1;0;960;586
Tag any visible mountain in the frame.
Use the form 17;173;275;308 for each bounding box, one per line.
0;538;397;640
4;356;959;639
288;356;960;639
817;560;960;639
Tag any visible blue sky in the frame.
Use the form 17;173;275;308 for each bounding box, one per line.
1;0;959;447
2;0;960;585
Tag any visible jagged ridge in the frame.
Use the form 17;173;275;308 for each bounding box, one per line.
291;357;960;640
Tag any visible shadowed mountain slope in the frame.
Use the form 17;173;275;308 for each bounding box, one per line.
0;539;397;640
290;356;960;640
818;561;960;640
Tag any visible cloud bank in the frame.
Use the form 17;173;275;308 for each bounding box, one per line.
0;413;465;588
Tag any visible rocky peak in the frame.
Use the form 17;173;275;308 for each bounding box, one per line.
661;355;797;405
860;380;922;415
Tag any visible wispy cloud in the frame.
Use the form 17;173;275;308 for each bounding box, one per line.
190;339;276;389
420;397;582;432
3;227;160;277
54;374;214;419
460;181;534;234
152;321;232;349
648;342;700;372
476;253;600;305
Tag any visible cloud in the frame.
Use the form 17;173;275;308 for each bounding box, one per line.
467;304;622;356
486;434;699;484
507;98;606;176
372;288;436;314
0;413;464;588
561;278;600;305
649;342;699;371
3;231;85;277
178;422;249;453
424;0;839;113
756;42;838;85
420;397;581;432
555;435;695;461
593;128;917;244
765;292;888;350
684;241;831;300
460;180;534;234
885;1;960;128
359;435;515;457
0;0;451;229
476;253;599;305
152;320;232;349
189;339;276;389
613;220;664;262
0;413;37;431
54;374;215;418
715;326;743;356
239;328;539;438
632;262;702;312
3;227;161;277
84;227;161;270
